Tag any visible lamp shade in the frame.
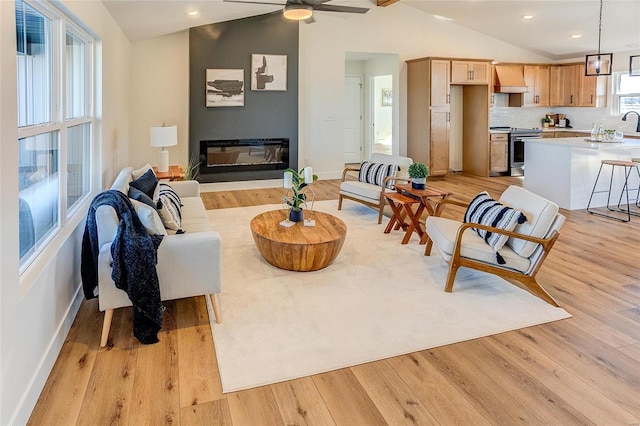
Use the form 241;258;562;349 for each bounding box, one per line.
150;125;178;148
283;3;312;20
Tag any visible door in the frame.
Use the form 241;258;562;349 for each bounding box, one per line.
344;75;363;163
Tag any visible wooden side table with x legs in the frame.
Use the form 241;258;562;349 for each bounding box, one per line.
384;183;452;244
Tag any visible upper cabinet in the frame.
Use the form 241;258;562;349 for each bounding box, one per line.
451;61;491;84
549;63;606;107
523;65;550;107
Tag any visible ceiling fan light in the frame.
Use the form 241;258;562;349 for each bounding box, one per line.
283;3;313;20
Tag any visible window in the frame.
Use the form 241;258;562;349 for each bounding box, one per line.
612;72;640;114
16;0;95;270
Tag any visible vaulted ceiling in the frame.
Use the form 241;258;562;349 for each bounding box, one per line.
102;0;640;60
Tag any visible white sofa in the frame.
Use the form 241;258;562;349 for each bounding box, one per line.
95;166;222;346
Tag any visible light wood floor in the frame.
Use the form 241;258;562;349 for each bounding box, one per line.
29;174;640;425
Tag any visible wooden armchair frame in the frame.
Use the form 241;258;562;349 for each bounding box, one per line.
337;165;409;224
424;198;561;307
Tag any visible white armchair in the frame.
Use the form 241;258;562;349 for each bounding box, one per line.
337;153;413;223
424;186;565;306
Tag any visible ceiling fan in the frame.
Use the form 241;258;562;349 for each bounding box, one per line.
223;0;369;23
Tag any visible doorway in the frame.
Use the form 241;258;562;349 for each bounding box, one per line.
344;52;399;163
344;75;364;163
372;74;393;155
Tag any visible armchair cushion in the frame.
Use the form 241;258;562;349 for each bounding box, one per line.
358;161;399;189
340;180;384;202
426;216;531;272
498;186;559;258
464;191;527;263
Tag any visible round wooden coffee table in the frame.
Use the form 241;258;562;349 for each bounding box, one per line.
250;210;347;272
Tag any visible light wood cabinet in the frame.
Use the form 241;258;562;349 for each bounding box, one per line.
550;63;606;107
577;64;602;107
451;61;490;84
407;58;450;177
489;133;508;173
523;65;550;107
541;131;591;138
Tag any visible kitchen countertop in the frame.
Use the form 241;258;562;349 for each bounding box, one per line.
528;136;640;148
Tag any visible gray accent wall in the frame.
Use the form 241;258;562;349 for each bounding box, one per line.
189;13;299;182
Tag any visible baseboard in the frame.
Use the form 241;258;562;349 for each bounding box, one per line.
9;283;84;425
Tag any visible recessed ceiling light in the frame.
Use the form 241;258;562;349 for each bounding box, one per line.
571;34;582;39
187;10;199;16
523;15;534;20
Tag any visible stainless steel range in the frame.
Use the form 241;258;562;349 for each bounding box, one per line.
489;127;543;176
508;128;542;176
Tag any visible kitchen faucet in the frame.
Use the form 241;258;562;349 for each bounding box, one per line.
622;111;640;132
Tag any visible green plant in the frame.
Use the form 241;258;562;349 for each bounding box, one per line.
408;162;429;179
284;167;317;211
183;155;201;181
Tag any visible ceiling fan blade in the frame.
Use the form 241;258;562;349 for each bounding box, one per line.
224;0;285;6
312;4;369;13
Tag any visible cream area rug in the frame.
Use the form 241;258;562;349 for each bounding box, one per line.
206;200;571;393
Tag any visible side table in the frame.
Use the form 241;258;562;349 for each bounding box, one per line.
388;183;452;244
153;165;185;181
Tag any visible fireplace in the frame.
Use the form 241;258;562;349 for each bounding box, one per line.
199;138;290;182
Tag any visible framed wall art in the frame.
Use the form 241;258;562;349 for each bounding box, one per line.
251;54;287;91
206;69;244;107
382;88;392;106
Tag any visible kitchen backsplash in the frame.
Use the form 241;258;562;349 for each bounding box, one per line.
490;95;638;132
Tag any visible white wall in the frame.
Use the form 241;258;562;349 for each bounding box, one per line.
129;32;190;169
0;1;131;423
298;2;552;179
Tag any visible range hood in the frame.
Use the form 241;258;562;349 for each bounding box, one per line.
494;65;528;93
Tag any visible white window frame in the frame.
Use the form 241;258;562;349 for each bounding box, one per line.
611;71;640;115
17;0;95;274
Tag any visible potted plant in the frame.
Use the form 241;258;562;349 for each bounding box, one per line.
407;162;429;189
542;116;553;128
284;167;317;222
183;155;201;181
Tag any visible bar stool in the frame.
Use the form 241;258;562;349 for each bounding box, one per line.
633;158;640;208
586;159;640;222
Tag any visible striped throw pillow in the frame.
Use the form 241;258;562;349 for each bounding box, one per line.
464;191;527;264
358;161;399;189
156;183;183;231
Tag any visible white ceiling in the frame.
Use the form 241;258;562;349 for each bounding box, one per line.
102;0;640;60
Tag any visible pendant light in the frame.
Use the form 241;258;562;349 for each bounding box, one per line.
585;0;612;76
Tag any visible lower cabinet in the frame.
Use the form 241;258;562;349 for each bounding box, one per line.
430;109;450;176
489;133;508;173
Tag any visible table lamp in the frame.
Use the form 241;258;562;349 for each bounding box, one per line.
150;124;177;173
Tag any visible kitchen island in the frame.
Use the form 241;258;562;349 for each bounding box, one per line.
524;137;640;210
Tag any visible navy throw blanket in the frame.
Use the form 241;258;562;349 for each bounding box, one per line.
81;190;164;344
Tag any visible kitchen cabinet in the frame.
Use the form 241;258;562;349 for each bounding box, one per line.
489;133;508;173
550;63;606;107
542;131;590;138
408;57;490;177
451;60;490;84
577;64;602;107
523;65;550;107
407;58;450;177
